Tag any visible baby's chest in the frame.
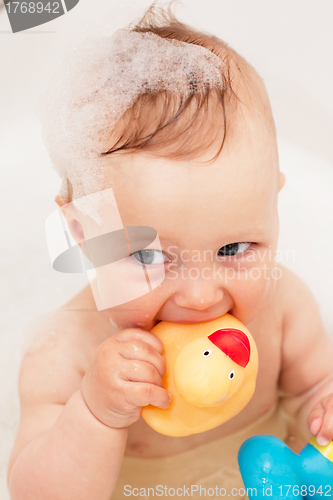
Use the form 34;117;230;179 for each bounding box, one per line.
249;307;283;383
243;306;284;414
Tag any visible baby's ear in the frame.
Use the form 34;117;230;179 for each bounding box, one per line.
55;196;85;245
278;172;286;192
55;195;68;207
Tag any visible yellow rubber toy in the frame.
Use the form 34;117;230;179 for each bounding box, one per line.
141;313;258;437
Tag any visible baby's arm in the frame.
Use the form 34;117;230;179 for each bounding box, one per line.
7;325;170;500
278;266;333;446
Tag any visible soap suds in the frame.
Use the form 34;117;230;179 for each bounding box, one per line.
37;29;226;223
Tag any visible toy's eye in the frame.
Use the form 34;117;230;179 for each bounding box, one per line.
202;349;212;357
228;370;235;380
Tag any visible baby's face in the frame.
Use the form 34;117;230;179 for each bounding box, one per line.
96;107;284;331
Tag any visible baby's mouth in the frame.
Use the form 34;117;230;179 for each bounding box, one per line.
152;309;233;327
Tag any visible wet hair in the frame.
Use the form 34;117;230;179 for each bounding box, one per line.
60;0;273;203
97;0;275;166
98;0;241;167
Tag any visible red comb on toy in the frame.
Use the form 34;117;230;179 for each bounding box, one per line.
208;328;251;367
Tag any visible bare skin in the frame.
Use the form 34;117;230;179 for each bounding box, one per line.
7;87;333;499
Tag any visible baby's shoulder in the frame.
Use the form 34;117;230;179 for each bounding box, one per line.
253;263;311;331
273;263;315;315
25;288;102;357
20;285;111;404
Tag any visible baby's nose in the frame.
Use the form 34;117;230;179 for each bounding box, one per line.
173;277;224;311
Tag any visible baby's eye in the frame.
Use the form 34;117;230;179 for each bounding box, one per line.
132;249;169;266
217;242;251;257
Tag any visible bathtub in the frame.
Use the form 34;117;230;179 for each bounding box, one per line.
1;114;333;499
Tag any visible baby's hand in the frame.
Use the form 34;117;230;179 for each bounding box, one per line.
81;328;171;429
308;393;333;446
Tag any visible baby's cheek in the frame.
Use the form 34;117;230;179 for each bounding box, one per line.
228;266;275;322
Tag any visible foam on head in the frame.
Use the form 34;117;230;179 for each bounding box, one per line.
37;29;226;224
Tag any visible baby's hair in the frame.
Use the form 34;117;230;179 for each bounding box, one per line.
97;0;269;168
99;1;237;163
40;0;273;206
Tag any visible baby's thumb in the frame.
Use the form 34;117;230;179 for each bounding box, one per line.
309;416;322;435
155;388;172;409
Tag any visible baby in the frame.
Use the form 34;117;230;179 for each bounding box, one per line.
7;3;333;499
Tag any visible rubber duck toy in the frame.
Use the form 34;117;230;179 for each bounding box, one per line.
238;435;333;500
141;313;258;437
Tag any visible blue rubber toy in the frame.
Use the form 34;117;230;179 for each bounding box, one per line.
238;435;333;500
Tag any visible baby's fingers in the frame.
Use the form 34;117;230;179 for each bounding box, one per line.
116;328;164;355
308;395;333;446
316;406;333;446
309;416;323;436
119;340;166;378
129;382;171;409
121;359;164;387
308;403;324;435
